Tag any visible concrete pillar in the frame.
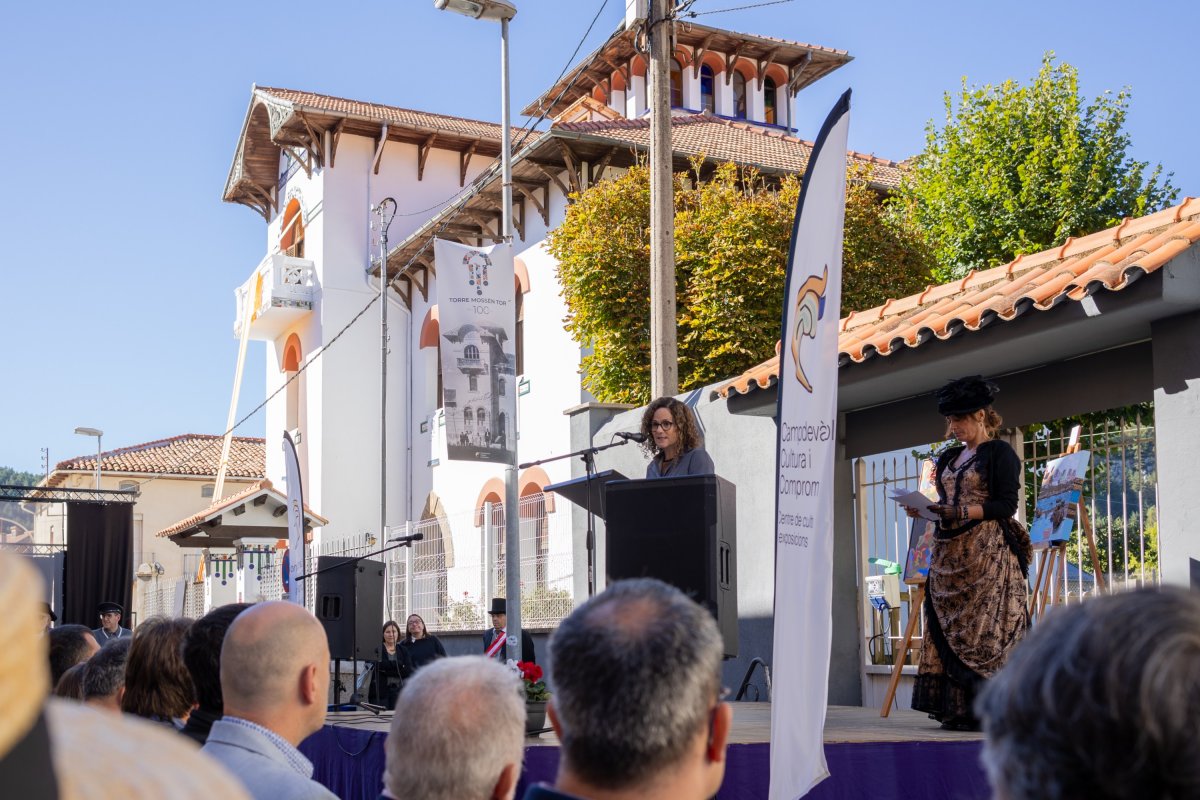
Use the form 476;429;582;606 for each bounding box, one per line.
829;413;862;705
205;548;239;610
1151;311;1200;587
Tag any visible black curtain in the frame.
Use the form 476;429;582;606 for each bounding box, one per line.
63;503;133;627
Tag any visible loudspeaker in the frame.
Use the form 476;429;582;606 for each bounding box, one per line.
605;474;738;657
315;557;384;661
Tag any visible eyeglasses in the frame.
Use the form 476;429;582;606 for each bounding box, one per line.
650;420;676;431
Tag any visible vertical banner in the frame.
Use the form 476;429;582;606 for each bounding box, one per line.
434;239;517;465
770;89;851;800
282;430;305;606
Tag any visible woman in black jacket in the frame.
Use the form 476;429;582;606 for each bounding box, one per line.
399;613;447;671
909;376;1032;731
371;620;413;709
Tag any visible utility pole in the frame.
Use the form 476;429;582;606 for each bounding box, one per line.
377;198;397;558
648;0;678;398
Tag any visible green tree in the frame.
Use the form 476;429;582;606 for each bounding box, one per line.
549;162;934;404
891;54;1176;281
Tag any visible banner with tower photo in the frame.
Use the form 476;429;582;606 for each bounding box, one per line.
434;238;517;465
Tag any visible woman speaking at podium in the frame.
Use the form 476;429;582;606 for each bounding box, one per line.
640;397;715;478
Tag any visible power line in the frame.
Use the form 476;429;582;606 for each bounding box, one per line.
678;0;796;17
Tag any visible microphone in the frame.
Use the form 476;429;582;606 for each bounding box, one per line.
387;532;426;544
614;431;647;443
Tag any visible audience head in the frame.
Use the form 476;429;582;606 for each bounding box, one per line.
548;578;730;798
82;637;131;712
54;662;87;700
385;656;524;800
978;586;1200;800
48;624;99;687
220;601;330;745
182;602;252;714
121;616;195;721
405;613;429;642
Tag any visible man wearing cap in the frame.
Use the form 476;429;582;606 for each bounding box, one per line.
482;598;535;664
92;602;131;646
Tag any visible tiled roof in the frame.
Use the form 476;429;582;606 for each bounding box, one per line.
155;479;327;539
554;114;905;189
717;198;1200;398
49;434;266;486
255;87;523;142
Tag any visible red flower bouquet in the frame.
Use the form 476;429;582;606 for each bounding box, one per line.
517;660;550;702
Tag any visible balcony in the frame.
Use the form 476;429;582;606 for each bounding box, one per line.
233;254;318;341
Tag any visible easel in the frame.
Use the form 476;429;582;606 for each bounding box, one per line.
1028;432;1106;618
879;580;924;718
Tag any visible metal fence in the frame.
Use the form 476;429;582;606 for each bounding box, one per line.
1022;409;1158;600
854;410;1160;668
309;493;573;633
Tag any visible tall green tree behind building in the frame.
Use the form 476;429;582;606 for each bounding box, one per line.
891;54;1177;281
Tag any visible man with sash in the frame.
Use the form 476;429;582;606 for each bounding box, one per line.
482;598;535;664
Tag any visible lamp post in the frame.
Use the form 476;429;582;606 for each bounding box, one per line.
74;427;103;489
434;0;524;660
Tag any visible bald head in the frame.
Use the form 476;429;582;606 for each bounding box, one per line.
220;601;329;712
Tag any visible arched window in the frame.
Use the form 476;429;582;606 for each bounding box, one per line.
732;70;747;119
499;378;506;397
700;65;715;114
669;60;683;108
477;409;487;429
764;76;778;125
469;374;478;392
280;199;305;258
515;290;525;375
464;408;474;425
464;344;480;361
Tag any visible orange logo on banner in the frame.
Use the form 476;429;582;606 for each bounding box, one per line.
789;266;829;393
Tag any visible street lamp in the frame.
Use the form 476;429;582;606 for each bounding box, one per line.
74;427;103;489
434;0;524;659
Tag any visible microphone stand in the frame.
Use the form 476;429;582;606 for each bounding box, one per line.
520;438;636;597
296;534;423;709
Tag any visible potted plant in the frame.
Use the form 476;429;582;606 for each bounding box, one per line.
517;661;549;733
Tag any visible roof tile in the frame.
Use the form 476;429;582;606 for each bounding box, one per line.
717;199;1200;399
49;434;265;487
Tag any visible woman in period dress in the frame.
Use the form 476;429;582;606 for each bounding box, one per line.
371;620;414;710
639;396;715;479
910;376;1032;731
399;613;447;671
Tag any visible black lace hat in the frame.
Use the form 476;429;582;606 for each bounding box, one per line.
936;376;999;416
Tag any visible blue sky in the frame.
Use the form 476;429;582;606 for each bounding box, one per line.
1;0;1194;474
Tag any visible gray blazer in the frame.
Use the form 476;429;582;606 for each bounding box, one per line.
201;719;336;800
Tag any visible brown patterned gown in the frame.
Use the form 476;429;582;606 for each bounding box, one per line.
911;453;1029;729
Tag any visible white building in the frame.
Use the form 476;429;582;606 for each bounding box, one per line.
219;9;901;630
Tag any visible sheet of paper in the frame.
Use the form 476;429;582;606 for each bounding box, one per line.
889;489;940;521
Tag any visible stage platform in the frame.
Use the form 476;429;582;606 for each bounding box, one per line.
302;703;989;799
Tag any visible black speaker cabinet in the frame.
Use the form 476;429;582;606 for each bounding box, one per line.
315;557;385;661
605;474;738;657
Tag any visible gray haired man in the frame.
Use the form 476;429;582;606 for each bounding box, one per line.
82;637;131;713
384;656;525;800
525;578;733;800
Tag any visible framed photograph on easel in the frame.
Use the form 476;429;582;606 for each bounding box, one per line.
902;459;939;585
1029;450;1091;548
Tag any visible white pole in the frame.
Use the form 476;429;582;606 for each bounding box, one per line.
95;433;102;489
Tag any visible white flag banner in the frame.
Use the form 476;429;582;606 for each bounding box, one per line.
770;89;850;800
282;430;306;606
434;238;518;465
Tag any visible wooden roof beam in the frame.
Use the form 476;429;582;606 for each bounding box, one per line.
591;147;619;185
515;184;549;227
330;119;346;168
691;34;715;78
787;53;813;96
296;110;325;167
756;47;782;91
459;140;479;187
373;124;389;175
417;133;438;181
283;146;312;178
531;162;572;202
555;140;582;196
515;195;526;242
724;43;747;86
